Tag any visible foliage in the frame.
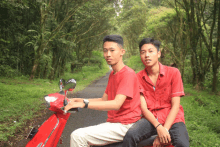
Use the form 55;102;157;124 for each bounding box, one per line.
171;0;220;92
182;84;220;146
118;0;220;92
0;62;109;142
116;0;149;57
0;0;116;80
126;55;145;73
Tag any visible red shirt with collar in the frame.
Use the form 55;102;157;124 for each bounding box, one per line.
105;66;141;124
137;62;185;125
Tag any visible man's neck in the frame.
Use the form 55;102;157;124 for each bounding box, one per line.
145;62;160;76
111;61;125;75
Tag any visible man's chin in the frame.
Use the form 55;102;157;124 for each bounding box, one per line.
107;62;116;66
144;63;153;67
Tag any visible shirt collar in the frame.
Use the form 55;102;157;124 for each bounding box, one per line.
159;62;165;76
143;62;165;78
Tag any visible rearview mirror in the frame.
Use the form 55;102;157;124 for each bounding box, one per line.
64;79;76;91
58;79;66;92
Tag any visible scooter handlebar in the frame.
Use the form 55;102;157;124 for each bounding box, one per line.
63;98;80;113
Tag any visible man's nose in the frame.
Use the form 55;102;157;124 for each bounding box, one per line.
107;51;111;56
145;52;149;57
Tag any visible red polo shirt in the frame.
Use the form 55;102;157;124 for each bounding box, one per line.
137;62;185;125
105;66;141;124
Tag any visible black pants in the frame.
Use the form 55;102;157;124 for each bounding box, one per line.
94;118;189;147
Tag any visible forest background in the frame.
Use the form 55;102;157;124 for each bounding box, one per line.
0;0;219;146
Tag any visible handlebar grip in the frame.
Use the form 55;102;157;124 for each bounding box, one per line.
63;99;80;113
69;108;80;112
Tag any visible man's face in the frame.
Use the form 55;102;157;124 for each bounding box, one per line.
140;43;161;67
103;41;124;66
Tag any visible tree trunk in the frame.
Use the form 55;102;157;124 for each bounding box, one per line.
191;54;197;86
212;64;218;92
212;0;220;92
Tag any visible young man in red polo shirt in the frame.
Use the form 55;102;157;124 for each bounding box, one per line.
64;35;141;147
121;38;189;147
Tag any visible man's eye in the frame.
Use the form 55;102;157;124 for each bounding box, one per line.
141;51;145;54
111;50;114;52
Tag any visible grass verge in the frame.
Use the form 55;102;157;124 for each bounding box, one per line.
0;64;109;143
181;84;220;147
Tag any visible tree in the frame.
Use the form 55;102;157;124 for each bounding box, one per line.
173;0;220;91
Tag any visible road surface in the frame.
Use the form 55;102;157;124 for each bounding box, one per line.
57;72;110;147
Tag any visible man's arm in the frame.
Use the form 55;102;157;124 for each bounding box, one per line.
140;94;160;127
68;92;108;103
163;96;180;130
140;94;171;144
64;93;126;111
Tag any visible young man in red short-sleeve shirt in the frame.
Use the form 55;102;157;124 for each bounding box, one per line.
122;38;189;147
64;35;141;147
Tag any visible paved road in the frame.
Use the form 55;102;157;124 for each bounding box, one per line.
57;72;110;147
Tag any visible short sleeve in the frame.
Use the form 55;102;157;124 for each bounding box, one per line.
105;74;111;95
137;73;144;94
116;73;136;99
105;84;109;95
171;68;185;98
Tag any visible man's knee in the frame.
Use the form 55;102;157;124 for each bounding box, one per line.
171;129;189;147
170;122;189;147
123;128;139;142
71;128;87;142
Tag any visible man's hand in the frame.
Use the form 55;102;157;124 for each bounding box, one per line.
153;136;161;147
64;100;85;112
156;125;171;144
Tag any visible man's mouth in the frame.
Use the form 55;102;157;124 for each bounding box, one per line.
145;59;151;63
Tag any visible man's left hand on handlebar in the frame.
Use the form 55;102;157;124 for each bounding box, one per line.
64;99;85;113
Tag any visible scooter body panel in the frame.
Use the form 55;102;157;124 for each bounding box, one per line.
26;92;71;147
26;113;70;147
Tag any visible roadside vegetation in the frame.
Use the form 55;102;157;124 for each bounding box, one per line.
183;84;220;147
0;51;109;144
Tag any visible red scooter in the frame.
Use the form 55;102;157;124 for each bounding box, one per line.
25;78;173;147
26;78;79;147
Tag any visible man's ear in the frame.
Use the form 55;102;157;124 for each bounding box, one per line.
158;50;161;58
121;49;125;56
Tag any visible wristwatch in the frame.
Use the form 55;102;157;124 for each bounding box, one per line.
83;99;89;108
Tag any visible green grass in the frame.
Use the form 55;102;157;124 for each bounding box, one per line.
181;84;220;147
0;64;109;142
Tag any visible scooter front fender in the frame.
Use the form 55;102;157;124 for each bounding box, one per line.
26;113;70;147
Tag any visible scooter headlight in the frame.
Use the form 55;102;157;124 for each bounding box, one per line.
44;96;57;108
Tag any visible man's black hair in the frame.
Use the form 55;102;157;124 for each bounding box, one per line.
103;35;123;48
139;38;161;51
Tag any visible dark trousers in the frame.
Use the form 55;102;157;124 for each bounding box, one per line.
95;118;189;147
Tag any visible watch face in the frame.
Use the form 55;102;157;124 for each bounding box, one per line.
83;99;89;108
84;99;89;103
